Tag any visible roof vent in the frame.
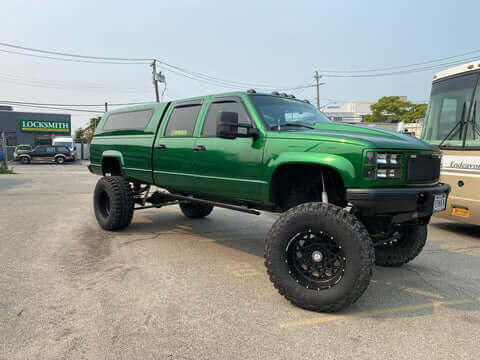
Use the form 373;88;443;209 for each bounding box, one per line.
247;89;256;94
280;93;288;97
271;91;280;96
287;94;296;99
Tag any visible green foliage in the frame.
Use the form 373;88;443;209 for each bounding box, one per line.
0;166;15;174
74;116;102;143
364;96;427;123
74;128;85;142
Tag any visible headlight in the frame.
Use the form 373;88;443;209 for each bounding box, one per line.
364;152;402;179
365;152;402;165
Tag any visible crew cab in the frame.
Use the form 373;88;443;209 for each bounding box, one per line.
88;90;450;312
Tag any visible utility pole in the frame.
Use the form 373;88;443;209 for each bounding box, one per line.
151;60;160;103
314;71;322;110
1;131;8;171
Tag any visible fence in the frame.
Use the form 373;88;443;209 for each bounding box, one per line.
75;142;90;160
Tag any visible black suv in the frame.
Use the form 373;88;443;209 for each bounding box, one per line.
18;145;74;164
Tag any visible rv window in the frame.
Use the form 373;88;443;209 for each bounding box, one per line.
103;109;153;131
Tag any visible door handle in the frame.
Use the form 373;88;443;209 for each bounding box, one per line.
155;144;167;150
193;145;206;152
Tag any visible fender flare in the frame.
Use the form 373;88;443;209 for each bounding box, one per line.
18;154;31;160
100;150;125;174
54;154;66;159
265;152;357;188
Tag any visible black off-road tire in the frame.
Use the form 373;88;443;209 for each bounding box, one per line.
93;176;134;231
375;224;427;267
265;202;375;313
179;202;213;219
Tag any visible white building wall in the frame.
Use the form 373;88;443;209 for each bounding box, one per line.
323;101;374;122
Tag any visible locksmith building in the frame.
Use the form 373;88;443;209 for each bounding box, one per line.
0;105;71;158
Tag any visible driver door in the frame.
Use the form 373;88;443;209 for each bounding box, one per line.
192;96;266;202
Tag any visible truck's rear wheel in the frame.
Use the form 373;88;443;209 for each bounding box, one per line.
265;202;374;312
179;202;213;219
375;224;427;267
93;176;134;231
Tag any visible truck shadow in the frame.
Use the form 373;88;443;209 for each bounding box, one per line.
119;208;480;319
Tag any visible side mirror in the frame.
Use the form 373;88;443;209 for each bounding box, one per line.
216;111;259;139
216;111;238;139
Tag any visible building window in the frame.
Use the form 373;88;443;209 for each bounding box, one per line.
5;132;17;146
35;135;53;146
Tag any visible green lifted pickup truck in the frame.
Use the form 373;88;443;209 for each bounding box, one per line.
89;90;450;312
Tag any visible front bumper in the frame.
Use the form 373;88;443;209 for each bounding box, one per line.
346;183;451;218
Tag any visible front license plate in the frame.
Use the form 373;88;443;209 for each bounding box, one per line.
433;193;447;212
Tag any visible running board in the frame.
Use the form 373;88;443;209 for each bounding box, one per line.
135;191;261;215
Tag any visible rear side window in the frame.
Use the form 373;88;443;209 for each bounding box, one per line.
46;147;55;154
56;146;69;152
203;100;250;137
164;104;201;137
103;109;153;131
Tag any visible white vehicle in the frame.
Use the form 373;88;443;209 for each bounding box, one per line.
52;136;76;160
422;60;480;224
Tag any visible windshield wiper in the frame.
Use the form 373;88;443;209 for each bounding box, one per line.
439;102;466;148
270;123;314;130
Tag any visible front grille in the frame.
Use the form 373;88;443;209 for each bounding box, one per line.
406;155;441;184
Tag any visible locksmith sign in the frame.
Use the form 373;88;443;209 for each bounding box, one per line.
20;120;71;133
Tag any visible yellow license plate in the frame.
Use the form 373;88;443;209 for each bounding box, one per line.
451;207;470;217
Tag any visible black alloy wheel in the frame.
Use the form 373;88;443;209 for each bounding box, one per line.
286;229;346;290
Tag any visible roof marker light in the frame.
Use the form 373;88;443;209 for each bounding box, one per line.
433;75;437;79
468;64;474;69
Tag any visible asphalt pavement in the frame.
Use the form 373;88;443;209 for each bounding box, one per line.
1;162;479;359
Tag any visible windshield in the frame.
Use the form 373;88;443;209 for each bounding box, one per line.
465;80;480;146
249;95;330;131
54;141;73;148
422;73;478;147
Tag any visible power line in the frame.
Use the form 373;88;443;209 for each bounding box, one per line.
0;41;151;62
0;73;151;93
0;49;150;65
0;100;153;107
317;49;480;73
0;42;303;90
0;102;103;113
322;56;480;78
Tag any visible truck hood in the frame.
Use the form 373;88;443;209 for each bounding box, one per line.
267;122;435;151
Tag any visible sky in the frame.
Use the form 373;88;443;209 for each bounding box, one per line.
1;0;479;132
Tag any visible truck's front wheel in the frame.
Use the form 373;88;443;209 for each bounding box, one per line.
265;202;375;312
93;176;134;231
375;224;427;267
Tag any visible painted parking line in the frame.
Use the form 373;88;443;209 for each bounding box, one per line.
402;287;444;300
279;298;480;329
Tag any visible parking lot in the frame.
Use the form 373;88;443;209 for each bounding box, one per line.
1;163;479;359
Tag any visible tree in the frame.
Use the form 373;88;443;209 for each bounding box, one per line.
74;128;85;142
74;116;102;143
364;96;427;123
